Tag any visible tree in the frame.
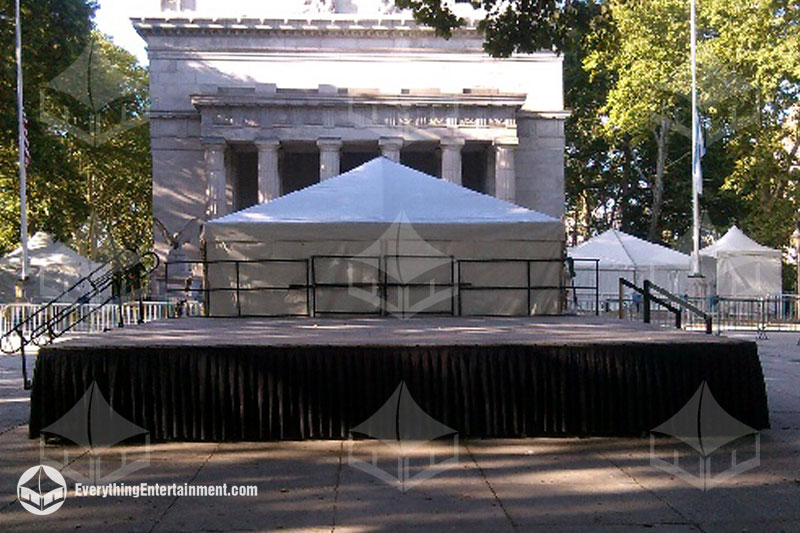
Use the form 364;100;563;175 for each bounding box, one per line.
394;0;580;57
0;1;152;262
0;0;96;252
586;0;800;248
41;32;152;258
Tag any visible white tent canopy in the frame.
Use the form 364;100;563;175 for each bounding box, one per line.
568;229;692;296
700;226;782;297
204;157;565;317
0;232;103;303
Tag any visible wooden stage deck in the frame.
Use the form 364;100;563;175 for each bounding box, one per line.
47;316;746;349
30;317;769;442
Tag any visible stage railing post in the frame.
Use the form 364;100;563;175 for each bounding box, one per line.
528;260;533;317
595;260;600;316
643;280;651;324
310;257;317;318
235;261;242;317
619;278;625;320
451;256;457;317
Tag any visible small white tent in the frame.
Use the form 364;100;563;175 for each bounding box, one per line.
0;233;103;303
568;229;692;297
700;226;782;297
203;158;565;317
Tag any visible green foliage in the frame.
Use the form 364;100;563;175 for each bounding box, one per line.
583;0;800;250
0;0;151;263
394;0;580;57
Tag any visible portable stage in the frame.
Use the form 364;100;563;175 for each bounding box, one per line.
201;158;565;318
29;317;769;442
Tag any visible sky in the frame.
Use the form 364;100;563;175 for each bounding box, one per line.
94;1;148;64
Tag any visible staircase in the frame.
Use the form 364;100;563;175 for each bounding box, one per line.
0;250;159;389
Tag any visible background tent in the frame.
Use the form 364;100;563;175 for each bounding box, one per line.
0;233;103;303
203;158;565;317
568;229;692;300
700;226;782;297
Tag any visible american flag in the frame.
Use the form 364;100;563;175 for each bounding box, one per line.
22;110;30;169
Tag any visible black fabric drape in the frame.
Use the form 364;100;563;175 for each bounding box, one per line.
29;342;769;441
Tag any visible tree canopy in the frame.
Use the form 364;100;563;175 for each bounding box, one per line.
0;0;151;261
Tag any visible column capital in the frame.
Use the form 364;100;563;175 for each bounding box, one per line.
201;137;227;150
379;137;405;150
440;137;466;150
254;137;281;151
494;137;519;147
317;137;343;151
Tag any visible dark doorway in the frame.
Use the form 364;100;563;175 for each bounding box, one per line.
280;145;320;195
462;146;489;194
342;148;381;173
232;150;258;211
401;146;440;178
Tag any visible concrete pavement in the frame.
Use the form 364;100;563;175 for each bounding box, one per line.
0;332;798;532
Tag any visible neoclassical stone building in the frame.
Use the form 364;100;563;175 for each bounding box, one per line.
134;0;568;262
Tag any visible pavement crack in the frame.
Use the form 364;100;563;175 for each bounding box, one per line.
148;442;221;533
600;451;707;533
465;442;518;532
0;421;25;438
331;441;344;533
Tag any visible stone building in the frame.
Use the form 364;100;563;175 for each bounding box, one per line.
133;0;568;264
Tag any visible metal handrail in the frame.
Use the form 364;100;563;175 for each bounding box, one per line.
644;280;713;334
166;256;570;319
618;278;683;329
0;250;160;389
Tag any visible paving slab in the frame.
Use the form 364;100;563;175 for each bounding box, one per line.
466;439;691;529
334;440;511;532
154;441;340;532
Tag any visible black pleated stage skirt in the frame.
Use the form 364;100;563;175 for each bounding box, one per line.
29;341;769;441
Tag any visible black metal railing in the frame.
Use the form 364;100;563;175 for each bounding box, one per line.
0;249;160;389
645;281;713;334
618;278;713;334
165;256;568;319
565;257;601;316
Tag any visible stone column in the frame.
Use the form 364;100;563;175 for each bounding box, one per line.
440;137;465;185
379;137;404;163
203;137;227;219
255;138;281;203
515;111;568;219
317;137;343;180
494;137;518;203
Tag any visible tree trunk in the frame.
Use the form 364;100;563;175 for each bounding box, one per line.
648;118;671;241
619;140;632;231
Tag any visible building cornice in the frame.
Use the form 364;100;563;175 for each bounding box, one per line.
190;91;528;109
133;17;480;39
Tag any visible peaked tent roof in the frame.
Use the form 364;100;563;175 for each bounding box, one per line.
0;232;99;270
569;229;691;269
700;226;781;257
210;157;559;226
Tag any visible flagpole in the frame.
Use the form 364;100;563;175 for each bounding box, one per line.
690;0;701;277
15;0;29;285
